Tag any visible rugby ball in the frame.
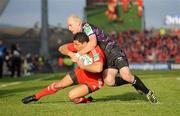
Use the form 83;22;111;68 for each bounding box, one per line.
79;54;93;65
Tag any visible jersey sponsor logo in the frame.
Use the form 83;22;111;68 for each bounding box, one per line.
83;23;93;36
165;15;180;25
79;55;93;65
94;53;99;61
92;49;100;61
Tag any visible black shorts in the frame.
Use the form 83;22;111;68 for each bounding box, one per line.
104;45;129;69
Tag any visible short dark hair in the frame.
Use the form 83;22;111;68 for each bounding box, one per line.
73;32;89;43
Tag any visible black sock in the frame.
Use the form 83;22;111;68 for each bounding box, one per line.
115;76;129;86
132;75;149;94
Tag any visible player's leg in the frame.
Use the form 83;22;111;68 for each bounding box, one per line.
119;66;134;83
106;46;157;103
22;74;74;104
119;66;157;103
68;84;93;104
69;68;103;104
103;68;118;86
119;66;146;92
107;47;150;92
103;67;132;87
35;74;74;99
103;51;130;87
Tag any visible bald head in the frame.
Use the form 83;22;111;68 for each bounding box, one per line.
67;15;82;34
68;15;82;24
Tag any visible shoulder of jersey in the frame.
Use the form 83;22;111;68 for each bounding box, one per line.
83;23;91;28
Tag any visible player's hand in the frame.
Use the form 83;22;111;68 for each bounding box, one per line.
71;56;78;62
68;52;78;62
70;56;78;62
76;58;85;69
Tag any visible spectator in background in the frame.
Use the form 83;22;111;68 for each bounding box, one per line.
0;40;6;78
23;53;33;76
11;43;22;77
37;55;45;72
5;48;12;75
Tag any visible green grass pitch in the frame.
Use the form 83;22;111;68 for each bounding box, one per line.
0;70;180;116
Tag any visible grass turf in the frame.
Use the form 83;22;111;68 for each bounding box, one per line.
0;70;180;116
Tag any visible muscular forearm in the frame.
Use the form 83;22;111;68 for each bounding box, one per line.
58;44;73;57
78;35;97;55
78;42;96;55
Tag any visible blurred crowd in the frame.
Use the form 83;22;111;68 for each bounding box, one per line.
0;40;53;78
0;29;180;78
110;29;180;63
0;41;22;78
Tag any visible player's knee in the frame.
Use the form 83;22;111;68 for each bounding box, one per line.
104;76;115;86
68;91;76;100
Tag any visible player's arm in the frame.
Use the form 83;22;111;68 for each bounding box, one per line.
77;60;103;73
78;34;97;55
78;23;97;55
77;49;104;73
58;43;79;63
58;44;74;57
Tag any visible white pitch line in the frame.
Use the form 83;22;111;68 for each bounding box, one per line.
101;101;163;105
176;78;180;80
0;82;22;88
34;75;55;81
0;75;55;89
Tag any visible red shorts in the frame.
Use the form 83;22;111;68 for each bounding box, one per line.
69;68;104;93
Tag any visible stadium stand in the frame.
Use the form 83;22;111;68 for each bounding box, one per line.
111;29;180;63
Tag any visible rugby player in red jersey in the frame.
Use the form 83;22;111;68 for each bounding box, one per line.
22;32;105;104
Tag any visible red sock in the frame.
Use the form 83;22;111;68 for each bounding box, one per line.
35;82;58;99
73;97;92;104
